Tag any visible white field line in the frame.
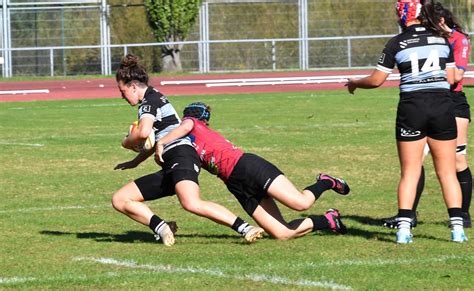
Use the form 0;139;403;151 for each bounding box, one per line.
0;272;122;286
0;89;49;95
292;254;474;269
8;103;127;110
0;142;44;147
74;257;352;290
0;200;177;214
0;277;36;284
0;204;110;214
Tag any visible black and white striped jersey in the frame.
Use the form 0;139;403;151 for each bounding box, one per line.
376;24;455;93
138;86;191;151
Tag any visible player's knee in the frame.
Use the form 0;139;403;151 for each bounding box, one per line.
179;199;202;214
111;194;125;211
272;232;292;240
268;228;293;240
291;199;312;211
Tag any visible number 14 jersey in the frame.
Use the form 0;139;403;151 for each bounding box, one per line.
376;24;455;93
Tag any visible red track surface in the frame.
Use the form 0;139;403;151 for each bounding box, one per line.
1;69;467;102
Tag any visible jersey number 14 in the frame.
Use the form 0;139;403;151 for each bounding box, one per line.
410;50;441;76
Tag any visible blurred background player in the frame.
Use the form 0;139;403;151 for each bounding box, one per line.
382;1;472;229
345;0;467;243
112;54;263;246
156;102;351;240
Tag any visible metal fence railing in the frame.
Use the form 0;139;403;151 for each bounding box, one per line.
3;32;473;77
3;32;474;77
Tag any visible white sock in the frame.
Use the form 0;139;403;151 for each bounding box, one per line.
449;217;464;231
237;223;252;235
397;217;412;232
154;221;167;236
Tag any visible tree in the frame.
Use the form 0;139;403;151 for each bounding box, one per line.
144;0;201;72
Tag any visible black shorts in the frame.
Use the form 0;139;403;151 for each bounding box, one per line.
135;144;201;201
396;91;457;141
452;91;471;121
135;170;175;201
162;144;201;186
225;153;283;216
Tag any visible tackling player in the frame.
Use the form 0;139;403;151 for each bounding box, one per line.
156;102;351;240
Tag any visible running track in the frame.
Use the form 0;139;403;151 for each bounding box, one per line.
1;69;469;102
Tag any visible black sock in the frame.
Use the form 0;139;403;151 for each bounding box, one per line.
398;209;415;218
149;215;165;234
413;166;425;211
305;180;332;201
457;167;472;213
231;217;250;235
448;207;463;218
308;215;329;231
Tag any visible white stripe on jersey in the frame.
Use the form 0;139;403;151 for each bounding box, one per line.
376;65;393;74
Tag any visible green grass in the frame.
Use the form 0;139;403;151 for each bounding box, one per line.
1;88;473;289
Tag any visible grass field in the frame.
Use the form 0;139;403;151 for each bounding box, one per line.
1;87;473;289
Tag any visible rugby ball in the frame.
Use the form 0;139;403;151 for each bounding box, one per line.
128;121;156;152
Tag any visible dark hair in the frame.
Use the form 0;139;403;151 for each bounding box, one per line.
115;54;149;86
419;0;450;38
434;2;469;38
183;102;212;124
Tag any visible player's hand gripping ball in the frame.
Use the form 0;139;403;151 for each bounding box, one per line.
128;121;156;152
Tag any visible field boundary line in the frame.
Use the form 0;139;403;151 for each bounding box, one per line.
74;256;352;290
0;142;44;147
0;277;36;284
0;204;110;214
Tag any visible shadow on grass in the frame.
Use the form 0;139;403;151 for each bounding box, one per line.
342;215;447;242
40;230;255;244
344;214;384;226
344;226;395;243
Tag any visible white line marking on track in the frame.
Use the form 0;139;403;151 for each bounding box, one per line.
0;89;49;95
74;257;352;290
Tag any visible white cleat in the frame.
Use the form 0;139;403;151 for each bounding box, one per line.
154;223;176;246
244;226;264;243
451;229;468;243
396;229;413;244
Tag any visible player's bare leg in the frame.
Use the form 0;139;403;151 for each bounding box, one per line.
174;180;263;242
111;181;176;246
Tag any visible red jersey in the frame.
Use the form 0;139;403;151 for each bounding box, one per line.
185;117;244;181
449;30;470;92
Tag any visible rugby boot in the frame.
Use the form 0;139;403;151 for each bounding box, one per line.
317;173;350;195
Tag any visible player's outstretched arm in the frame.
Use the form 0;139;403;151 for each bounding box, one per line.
155;119;194;163
114;148;154;170
345;69;389;94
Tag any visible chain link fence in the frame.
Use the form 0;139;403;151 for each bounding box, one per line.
1;0;472;77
